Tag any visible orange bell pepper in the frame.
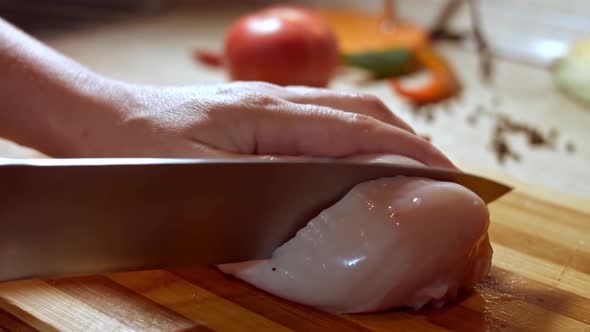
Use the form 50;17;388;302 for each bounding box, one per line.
316;10;428;55
316;9;460;104
389;47;460;105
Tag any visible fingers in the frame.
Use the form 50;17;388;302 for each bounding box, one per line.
282;86;416;134
240;100;454;168
231;81;415;134
189;82;453;168
176;141;308;162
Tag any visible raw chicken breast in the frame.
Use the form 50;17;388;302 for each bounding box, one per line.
220;176;492;313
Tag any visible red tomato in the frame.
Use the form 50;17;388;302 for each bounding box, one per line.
224;6;340;87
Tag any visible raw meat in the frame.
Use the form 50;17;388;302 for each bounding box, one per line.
220;159;492;313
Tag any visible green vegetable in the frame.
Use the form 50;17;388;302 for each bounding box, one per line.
343;48;417;78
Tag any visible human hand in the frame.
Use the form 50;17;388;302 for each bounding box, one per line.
0;17;452;168
55;80;453;168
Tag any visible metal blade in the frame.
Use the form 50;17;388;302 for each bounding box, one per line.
0;158;511;281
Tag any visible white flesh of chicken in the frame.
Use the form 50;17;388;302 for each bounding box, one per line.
220;164;492;313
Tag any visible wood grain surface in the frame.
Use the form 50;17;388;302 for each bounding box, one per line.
0;184;589;331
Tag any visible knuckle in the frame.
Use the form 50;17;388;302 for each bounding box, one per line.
216;82;243;95
358;94;393;120
292;104;341;121
241;91;282;108
348;112;379;128
254;81;279;89
355;92;378;102
219;81;277;95
287;85;320;94
358;93;387;109
295;103;325;117
245;81;282;93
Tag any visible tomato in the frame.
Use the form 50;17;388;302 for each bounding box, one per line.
224;6;340;87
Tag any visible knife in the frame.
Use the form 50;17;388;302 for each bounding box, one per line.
0;158;511;282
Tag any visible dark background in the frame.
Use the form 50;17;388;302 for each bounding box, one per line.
0;0;271;33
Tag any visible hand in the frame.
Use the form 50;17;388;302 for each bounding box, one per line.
0;18;452;168
60;80;453;168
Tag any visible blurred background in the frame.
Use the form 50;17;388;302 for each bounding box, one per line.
3;0;589;66
0;0;589;197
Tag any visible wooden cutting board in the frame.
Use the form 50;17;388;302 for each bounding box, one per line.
0;174;589;331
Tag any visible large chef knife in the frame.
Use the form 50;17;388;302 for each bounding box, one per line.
0;158;511;282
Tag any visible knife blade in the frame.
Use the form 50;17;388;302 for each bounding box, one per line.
0;158;511;282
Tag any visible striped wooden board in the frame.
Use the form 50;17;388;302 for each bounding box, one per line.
1;185;589;331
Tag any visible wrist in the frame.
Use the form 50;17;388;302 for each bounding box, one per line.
39;74;139;157
0;18;139;157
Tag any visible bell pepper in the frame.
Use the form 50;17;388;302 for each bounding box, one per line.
389;47;461;105
317;10;427;78
317;9;460;104
343;48;416;78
